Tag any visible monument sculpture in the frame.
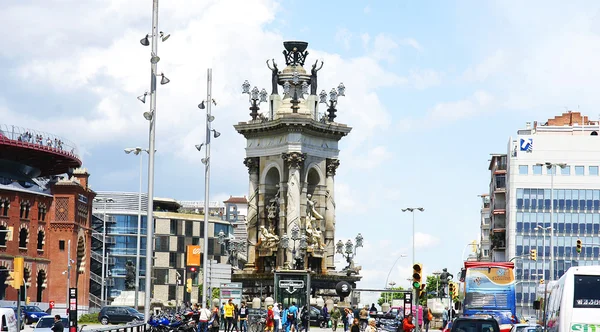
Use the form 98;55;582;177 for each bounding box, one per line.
233;40;360;303
439;268;454;297
125;260;136;290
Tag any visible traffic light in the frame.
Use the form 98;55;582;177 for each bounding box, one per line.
412;263;423;288
189;267;197;273
8;257;24;289
452;283;459;301
418;284;426;298
576;239;582;254
540;279;544;284
186;278;192;293
26;297;30;305
449;282;456;297
530;249;537;261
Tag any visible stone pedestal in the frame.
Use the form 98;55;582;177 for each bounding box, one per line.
111;291;145;308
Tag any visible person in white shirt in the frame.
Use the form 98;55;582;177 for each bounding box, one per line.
273;303;281;332
198;304;213;332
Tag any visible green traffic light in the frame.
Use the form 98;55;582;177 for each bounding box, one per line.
413;282;420;288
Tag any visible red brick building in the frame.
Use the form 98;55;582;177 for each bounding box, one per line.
0;126;95;310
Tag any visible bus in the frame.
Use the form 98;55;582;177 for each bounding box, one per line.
544;266;600;332
462;261;519;324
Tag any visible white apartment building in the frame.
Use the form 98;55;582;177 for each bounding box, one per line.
489;111;600;317
479;194;491;262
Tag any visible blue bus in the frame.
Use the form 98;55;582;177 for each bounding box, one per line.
462;261;519;325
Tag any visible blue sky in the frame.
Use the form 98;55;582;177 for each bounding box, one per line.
3;0;600;304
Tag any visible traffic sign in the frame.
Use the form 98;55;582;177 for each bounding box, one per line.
49;301;55;309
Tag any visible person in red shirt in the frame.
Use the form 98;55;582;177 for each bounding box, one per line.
403;314;415;332
266;305;275;332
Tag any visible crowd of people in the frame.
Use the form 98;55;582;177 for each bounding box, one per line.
16;131;66;150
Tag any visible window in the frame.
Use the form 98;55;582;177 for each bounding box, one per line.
37;230;45;250
561;166;570;175
155;236;169;251
169;252;177;267
0;226;6;246
573;275;600;307
519;165;528;175
19;201;30;219
533;165;542;175
576;166;585;176
0;199;9;217
185;220;193;236
590;166;599;176
18;228;28;248
59;240;65;251
170;219;179;235
37;204;47;221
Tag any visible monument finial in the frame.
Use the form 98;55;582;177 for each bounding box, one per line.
283;41;309;66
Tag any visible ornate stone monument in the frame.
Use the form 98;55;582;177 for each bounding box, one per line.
234;41;361;301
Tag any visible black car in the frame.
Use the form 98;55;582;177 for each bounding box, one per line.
98;306;144;325
306;306;328;328
451;316;501;332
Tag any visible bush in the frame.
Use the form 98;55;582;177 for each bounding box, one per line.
78;313;99;324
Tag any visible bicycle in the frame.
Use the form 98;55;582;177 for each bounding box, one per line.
248;314;266;332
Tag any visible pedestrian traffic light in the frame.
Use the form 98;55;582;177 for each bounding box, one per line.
576;239;582;254
530;249;537;261
412;263;423;288
8;257;24;289
449;282;456;297
186;278;192;293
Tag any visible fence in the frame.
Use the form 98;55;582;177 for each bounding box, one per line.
88;322;148;332
0;123;80;159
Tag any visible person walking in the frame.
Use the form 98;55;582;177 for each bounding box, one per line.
266;305;275;332
423;307;432;332
365;318;377;332
199;304;213;332
403;314;415;332
51;315;64;332
233;304;240;332
442;307;448;330
211;305;221;332
239;302;249;332
299;305;310;332
350;318;360;332
273;303;281;332
330;304;341;331
359;306;369;331
224;299;235;332
287;302;298;332
345;308;354;332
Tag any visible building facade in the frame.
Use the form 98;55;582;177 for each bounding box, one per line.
489;112;600;317
478;194;491;262
91;192;232;308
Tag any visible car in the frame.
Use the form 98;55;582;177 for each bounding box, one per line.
98;306;144;325
510;324;543;332
450;316;501;332
34;316;68;332
306;306;328;328
20;306;50;325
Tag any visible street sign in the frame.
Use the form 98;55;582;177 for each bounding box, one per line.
49;301;55;309
279;280;305;294
404;292;412;316
68;288;77;332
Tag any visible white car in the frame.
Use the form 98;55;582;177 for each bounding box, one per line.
510;323;543;332
34;317;68;332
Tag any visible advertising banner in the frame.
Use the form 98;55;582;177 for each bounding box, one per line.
187;245;202;266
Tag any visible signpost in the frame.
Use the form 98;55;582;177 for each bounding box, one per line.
404;292;413;317
220;282;243;307
49;301;55;309
279;280;305;294
68;288;77;332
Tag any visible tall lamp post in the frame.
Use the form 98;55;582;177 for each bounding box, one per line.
535;162;566;282
535;224;552;328
335;234;364;273
384;254;407;301
280;224;308;270
218;230;246;270
197;68;220;308
138;0;171;319
124;147;150;310
93;197;115;306
401;207;424;329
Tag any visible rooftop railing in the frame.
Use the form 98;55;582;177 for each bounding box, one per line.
0;124;80;160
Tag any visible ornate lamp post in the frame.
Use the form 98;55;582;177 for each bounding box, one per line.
319;83;346;122
242;80;268;120
283;72;309;113
336;233;363;273
218;230;246;270
280;224;308;269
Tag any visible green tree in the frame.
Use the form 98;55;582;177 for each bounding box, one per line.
377;286;405;306
198;284;221;303
419;275;441;305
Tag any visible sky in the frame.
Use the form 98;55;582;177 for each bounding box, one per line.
4;0;600;306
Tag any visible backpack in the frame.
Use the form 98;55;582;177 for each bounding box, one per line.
427;310;433;322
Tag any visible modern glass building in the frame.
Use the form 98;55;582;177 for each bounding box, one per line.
485;112;600;317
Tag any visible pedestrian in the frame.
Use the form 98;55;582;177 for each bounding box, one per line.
51;315;64;332
199;304;212;332
211;305;221;332
239;302;248;332
350;318;360;332
442;307;449;330
287;302;298;332
233;304;240;332
273;303;281;332
359;306;369;331
266;305;275;332
224;299;235;332
423;307;432;332
300;305;310;332
345;308;354;332
365;318;376;332
330;304;341;331
403;314;415;332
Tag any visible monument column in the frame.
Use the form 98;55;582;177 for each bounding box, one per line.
282;152;306;266
325;158;339;271
244;157;260;270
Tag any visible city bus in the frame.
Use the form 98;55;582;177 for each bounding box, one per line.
462;262;519;324
544;266;600;332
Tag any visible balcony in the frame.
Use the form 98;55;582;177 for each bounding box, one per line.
490;231;506;250
494;175;506;192
91;251;115;265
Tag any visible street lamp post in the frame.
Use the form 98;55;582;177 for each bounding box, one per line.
401;207;423;332
197;68;219;308
125;147;150;310
535;162;566;282
93;197;115;306
280;224;308;270
535;224;552;329
335;234;363;274
318;83;346;122
385;254;408;301
218;230;246;271
432;271;442;297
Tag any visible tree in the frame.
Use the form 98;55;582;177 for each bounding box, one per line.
198;284;221;303
377;286;405;306
419;275;441;305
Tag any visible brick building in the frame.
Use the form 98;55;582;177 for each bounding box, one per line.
0;125;94;310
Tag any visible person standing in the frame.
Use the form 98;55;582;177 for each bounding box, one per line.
330;304;341;331
266;305;275;332
345;308;354;332
239;302;248;332
224;299;236;332
233;304;240;332
287;302;298;332
442;307;449;330
365;319;376;332
211;305;221;332
402;314;415;332
273;303;281;332
199;304;212;332
350;318;360;332
359;306;369;331
299;305;309;332
51;315;64;332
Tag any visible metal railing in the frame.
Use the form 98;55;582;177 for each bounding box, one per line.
91;251;115;265
0;124;80;159
88;322;148;332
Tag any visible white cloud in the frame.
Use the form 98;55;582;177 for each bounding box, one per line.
399;38;423;52
353;145;392;169
427;90;495;121
413;232;440;248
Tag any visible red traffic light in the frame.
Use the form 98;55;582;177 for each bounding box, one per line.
189;267;197;272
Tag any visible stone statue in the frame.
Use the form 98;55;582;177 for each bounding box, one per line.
439;268;454;297
310;60;323;95
258;225;279;249
266;59;279;95
307;194;323;221
305;220;324;250
125;260;135;290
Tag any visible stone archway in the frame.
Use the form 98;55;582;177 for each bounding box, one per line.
36;269;46;302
